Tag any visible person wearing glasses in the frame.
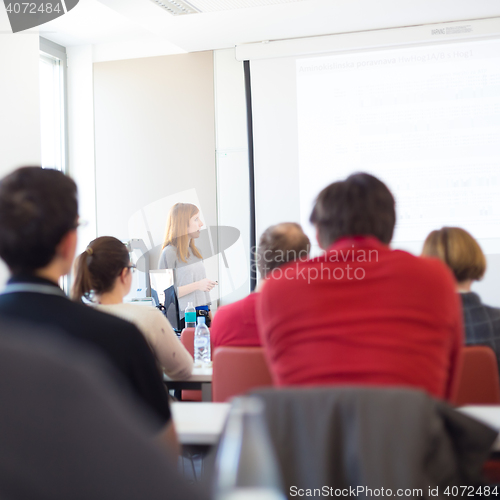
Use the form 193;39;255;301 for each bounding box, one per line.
72;236;193;380
0;167;177;454
158;203;216;328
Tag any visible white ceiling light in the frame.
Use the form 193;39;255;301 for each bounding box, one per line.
148;0;200;16
187;0;306;12
150;0;307;15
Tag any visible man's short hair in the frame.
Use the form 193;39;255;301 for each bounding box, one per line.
0;167;78;274
257;223;311;278
310;172;396;248
422;227;486;283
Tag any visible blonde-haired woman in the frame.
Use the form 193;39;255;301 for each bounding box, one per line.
422;227;500;371
158;203;216;328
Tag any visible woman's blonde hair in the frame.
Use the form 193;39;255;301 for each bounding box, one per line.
161;203;202;263
422;227;486;283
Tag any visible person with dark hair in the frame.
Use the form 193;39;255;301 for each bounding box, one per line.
211;223;310;349
309;172;396;247
72;236;193;379
257;173;463;401
0;167;178;453
0;318;207;500
422;227;500;371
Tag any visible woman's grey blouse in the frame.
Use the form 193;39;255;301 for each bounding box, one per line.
158;245;211;319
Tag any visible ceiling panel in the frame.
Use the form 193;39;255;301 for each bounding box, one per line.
186;0;306;13
37;0;500;55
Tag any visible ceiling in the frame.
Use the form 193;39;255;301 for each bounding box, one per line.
38;0;500;55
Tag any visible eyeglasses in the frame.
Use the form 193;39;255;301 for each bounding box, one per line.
127;264;137;273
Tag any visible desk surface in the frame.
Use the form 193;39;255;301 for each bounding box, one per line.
171;403;500;448
172;402;230;445
457;406;500;451
164;366;212;383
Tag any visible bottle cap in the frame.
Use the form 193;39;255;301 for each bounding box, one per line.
197;316;206;325
187;302;193;308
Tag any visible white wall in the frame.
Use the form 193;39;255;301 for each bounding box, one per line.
0;6;41;286
92;52;219;306
214;48;251;306
66;45;97;255
66;44;251;308
0;15;41;174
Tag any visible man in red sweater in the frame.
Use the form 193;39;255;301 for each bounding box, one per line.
256;173;463;401
211;223;310;349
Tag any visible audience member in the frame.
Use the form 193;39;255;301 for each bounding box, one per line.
422;227;500;370
71;236;193;379
257;173;463;401
0;317;207;500
211;223;310;349
0;167;176;449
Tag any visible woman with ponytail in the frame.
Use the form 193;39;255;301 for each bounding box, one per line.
72;236;193;380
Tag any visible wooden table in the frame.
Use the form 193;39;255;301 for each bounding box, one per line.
171;402;231;445
164;366;213;401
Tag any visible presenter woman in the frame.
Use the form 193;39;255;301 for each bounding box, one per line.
71;236;193;380
158;203;216;328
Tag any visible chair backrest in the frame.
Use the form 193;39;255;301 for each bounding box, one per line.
453;345;500;406
180;328;195;358
180;328;214;360
180;327;214;401
163;285;181;331
248;386;497;495
212;346;273;403
149;270;180;331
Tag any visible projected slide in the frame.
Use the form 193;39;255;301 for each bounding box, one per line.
296;39;500;252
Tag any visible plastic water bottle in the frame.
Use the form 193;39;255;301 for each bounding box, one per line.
194;316;211;366
213;397;287;500
185;302;196;328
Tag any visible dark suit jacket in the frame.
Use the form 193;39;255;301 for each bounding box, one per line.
0;318;206;500
0;275;171;428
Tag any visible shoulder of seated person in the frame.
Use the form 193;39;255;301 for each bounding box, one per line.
212;303;234;321
132;304;168;321
408;253;458;290
474;299;500;318
389;248;444;269
125;304;173;329
214;294;254;319
81;304;145;333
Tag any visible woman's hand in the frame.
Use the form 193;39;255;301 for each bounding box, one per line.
197;278;217;292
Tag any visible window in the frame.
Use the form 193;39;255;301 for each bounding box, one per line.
39;38;69;292
39;38;68;172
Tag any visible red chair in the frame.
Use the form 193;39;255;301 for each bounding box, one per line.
180;328;195;358
179;328;213;401
212;346;273;403
453;345;500;406
180;328;214;359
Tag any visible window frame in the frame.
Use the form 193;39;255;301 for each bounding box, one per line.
39;37;69;174
39;38;70;293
